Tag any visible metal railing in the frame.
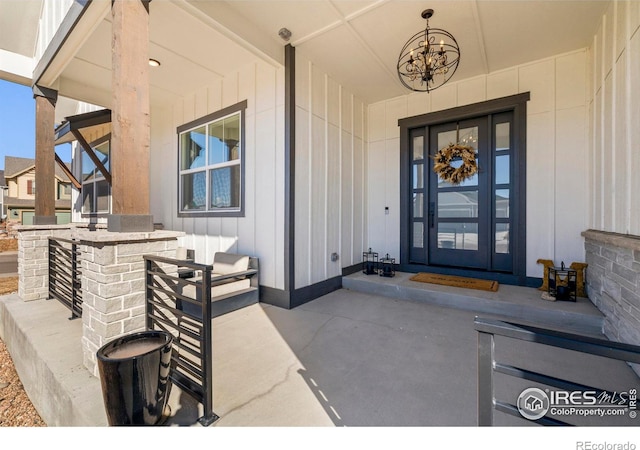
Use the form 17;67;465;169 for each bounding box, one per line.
48;237;82;319
143;254;218;427
475;317;640;426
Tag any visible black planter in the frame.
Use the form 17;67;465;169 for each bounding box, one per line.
96;330;173;426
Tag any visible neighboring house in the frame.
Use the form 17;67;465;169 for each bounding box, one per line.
3;156;72;225
0;169;7;221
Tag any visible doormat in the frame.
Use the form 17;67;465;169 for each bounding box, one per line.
409;273;499;292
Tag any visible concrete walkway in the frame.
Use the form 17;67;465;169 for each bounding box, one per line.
1;282;639;427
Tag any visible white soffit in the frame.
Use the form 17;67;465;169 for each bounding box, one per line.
0;0;43;57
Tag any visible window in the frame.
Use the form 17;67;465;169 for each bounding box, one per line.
27;179;35;195
178;100;246;217
58;183;72;200
82;139;110;214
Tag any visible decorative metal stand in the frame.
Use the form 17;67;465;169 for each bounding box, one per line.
363;248;379;275
548;261;577;302
379;254;396;278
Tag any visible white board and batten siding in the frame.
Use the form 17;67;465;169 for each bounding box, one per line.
294;51;368;290
150;59;285;290
589;1;640;237
367;49;591;279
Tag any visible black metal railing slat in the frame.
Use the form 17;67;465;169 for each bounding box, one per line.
48;237;82;320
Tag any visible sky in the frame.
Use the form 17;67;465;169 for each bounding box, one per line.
0;78;72;171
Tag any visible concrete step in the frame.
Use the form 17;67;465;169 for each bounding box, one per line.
342;271;604;336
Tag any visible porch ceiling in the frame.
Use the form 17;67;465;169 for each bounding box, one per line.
40;0;609;108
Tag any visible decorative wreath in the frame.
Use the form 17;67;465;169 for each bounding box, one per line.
432;143;478;185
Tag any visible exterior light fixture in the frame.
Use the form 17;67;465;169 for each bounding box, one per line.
148;59;161;67
396;8;460;93
363;248;379;275
379;254;396;278
547;262;577;302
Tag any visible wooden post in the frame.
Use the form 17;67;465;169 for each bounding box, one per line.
108;0;153;232
33;85;58;225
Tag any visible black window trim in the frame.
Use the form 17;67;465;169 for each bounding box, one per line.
177;100;247;218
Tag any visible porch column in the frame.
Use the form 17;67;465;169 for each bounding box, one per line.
32;85;58;225
108;0;153;232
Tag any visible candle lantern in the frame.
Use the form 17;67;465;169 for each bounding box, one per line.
379;254;396;278
362;248;379;275
548;261;577;302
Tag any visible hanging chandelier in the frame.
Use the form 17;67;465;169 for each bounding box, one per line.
396;9;460;93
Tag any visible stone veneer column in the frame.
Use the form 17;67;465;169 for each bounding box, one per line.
582;229;640;377
17;224;74;301
76;229;184;376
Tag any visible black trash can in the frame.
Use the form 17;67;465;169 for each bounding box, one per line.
96;330;173;426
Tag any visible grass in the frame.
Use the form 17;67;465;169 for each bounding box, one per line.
0;277;18;296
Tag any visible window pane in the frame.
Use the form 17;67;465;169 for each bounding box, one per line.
210;165;240;209
82;150;96;182
496;189;510;218
458;126;478;150
94;141;110;172
413;164;424;189
438;223;478;250
496;223;510;254
224;115;240;161
181;127;206;170
438;191;478;218
82;183;94;214
495;154;510;184
209;114;240;165
413;136;424;161
413;222;424;248
181;172;206;210
437;130;457;150
496;122;510;151
96;180;110;212
413;193;423;218
208;121;225;165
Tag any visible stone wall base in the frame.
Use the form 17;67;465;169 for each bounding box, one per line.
582;230;640;378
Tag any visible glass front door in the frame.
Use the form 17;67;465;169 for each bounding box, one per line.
409;112;515;273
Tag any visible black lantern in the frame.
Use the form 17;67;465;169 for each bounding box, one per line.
548;261;577;302
379;254;396;278
363;248;379;275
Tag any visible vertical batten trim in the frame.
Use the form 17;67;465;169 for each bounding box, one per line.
324;73;329;280
600;14;606;229
624;7;632;234
284;44;296;296
350;93;355;265
307;60;313;287
338;84;343;272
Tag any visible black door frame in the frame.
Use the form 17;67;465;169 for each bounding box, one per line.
399;92;531;286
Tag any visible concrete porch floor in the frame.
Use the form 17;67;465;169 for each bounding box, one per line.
0;274;639;429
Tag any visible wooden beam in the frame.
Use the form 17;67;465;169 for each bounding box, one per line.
34;91;57;224
54;153;81;190
71;130;112;185
110;0;150;218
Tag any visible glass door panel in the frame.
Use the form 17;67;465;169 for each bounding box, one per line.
428;117;489;269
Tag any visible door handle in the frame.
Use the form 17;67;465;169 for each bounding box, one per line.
429;202;435;229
